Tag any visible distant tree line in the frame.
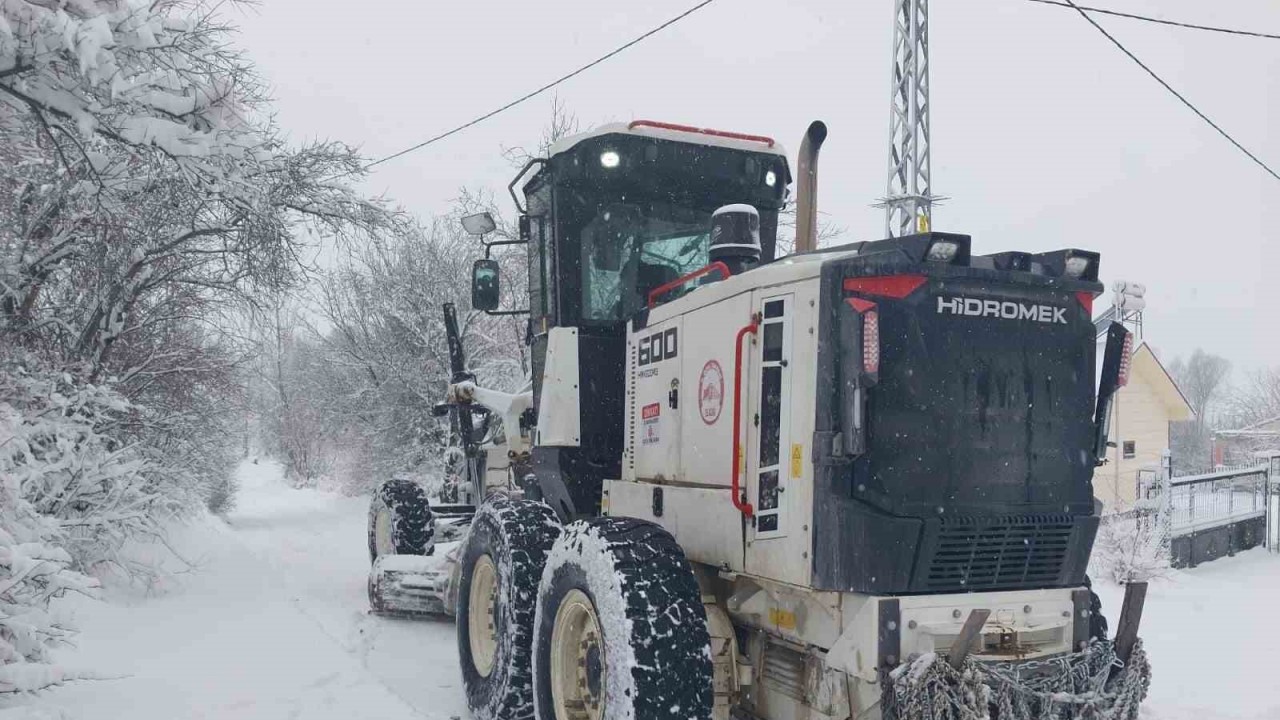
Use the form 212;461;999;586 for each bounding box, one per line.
1168;350;1280;472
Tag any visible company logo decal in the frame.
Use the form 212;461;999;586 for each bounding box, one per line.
936;296;1067;324
698;360;725;425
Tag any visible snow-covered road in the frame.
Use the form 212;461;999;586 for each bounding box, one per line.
5;459;1279;719
25;460;468;720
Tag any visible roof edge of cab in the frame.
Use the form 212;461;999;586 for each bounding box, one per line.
547;121;791;160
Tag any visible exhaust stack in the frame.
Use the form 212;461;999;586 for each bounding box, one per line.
794;121;827;253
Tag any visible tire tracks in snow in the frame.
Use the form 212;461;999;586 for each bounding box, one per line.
217;515;437;720
220;464;469;719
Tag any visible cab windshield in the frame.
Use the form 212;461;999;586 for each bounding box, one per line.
572;197;711;324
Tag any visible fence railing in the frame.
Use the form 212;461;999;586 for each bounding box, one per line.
1164;466;1269;534
1106;453;1278;568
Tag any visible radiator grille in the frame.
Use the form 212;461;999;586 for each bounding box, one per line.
760;643;805;701
924;515;1074;591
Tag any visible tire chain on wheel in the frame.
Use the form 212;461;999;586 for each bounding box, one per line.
885;638;1151;720
367;478;435;562
534;517;714;720
458;495;562;720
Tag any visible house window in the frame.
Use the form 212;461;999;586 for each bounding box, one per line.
1122;441;1136;459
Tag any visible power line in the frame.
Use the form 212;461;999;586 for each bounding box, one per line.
1056;0;1280;182
1028;0;1280;41
360;0;718;173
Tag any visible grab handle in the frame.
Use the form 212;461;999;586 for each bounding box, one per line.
731;315;760;518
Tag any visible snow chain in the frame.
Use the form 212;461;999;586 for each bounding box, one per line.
882;639;1151;720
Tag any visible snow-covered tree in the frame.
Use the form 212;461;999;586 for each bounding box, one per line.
1;0;397;500
0;0;401;690
264;210;526;492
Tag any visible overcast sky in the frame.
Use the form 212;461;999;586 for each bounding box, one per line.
233;0;1278;375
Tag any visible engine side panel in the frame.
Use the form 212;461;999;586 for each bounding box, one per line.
618;277;821;589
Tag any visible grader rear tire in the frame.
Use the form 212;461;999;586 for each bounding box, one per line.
533;518;713;720
457;495;561;720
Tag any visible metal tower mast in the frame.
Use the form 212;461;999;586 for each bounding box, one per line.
880;0;938;237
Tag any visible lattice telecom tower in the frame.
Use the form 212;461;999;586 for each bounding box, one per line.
879;0;940;237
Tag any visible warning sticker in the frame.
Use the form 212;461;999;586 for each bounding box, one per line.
791;443;803;478
642;403;661;446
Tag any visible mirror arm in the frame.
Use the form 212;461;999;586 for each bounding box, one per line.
485;308;530;316
483;237;528;259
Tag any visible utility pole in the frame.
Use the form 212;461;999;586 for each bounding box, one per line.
879;0;939;237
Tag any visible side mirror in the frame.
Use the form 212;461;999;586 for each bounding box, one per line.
472;259;501;312
461;212;497;237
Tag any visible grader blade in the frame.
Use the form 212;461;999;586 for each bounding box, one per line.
367;545;460;618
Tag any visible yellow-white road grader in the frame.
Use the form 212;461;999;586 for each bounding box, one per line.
366;119;1150;720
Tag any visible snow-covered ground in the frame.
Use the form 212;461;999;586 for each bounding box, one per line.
1095;553;1280;720
3;459;1278;719
4;460;467;720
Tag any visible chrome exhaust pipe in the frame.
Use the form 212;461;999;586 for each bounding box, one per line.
794;120;827;253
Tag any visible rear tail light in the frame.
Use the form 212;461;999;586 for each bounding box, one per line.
1075;291;1096;316
843;275;927;300
1117;333;1134;387
863;311;880;374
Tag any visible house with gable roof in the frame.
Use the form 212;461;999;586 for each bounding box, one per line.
1093;341;1195;511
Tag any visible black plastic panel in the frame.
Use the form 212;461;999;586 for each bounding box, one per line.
810;234;1106;593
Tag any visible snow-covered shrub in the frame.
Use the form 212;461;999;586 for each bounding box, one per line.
205;473;238;516
0;349;194;581
0;432;100;694
1091;512;1170;584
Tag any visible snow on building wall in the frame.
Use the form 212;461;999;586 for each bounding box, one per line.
1094;343;1193;511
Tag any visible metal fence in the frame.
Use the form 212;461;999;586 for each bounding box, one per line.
1166;465;1268;535
1119;456;1274;568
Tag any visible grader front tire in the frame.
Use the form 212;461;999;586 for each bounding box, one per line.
533;518;714;720
457;496;561;720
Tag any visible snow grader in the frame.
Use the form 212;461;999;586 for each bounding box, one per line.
366;119;1152;720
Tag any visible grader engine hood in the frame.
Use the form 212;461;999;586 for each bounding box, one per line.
811;235;1105;594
